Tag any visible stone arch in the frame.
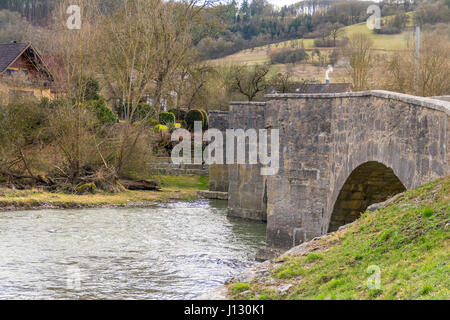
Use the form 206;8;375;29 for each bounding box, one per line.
328;161;406;232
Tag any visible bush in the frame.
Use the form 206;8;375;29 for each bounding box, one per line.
74;76;100;101
199;109;208;130
119;103;156;123
147;119;159;127
135;103;156;122
314;38;346;47
269;48;308;64
375;13;408;35
86;98;118;125
83;77;100;101
154;124;169;133
374;26;402;35
185;109;204;131
168;108;187;121
159;112;176;125
313;38;334;47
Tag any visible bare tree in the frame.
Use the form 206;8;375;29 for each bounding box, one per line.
228;64;270;101
271;71;293;93
94;0;214;175
343;33;373;91
379;32;450;97
43;0;102;181
329;23;344;47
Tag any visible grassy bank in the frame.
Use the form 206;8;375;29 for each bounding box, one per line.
0;175;209;211
229;176;449;300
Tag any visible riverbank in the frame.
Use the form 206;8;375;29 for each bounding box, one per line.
213;176;449;300
0;175;209;211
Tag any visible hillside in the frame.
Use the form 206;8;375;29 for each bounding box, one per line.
211;17;414;63
208;19;415;82
227;176;450;300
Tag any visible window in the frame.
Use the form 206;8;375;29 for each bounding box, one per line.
5;69;17;77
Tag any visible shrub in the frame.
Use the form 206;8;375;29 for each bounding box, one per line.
147;119;159;127
374;26;401;35
199;109;208;130
119;103;156;123
83;77;100;101
154;124;169;133
185;109;204;131
168;108;187;121
159;112;176;125
86;98;118;125
314;38;334;47
74;76;100;101
269;48;308;64
135;103;156;122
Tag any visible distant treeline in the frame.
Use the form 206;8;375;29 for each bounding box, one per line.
196;0;433;60
1;0;447;60
0;0;120;25
0;0;58;25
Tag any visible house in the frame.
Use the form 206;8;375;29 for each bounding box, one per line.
0;41;54;102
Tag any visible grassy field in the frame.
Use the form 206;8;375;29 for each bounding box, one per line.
210;20;413;66
229;176;450;300
341;22;413;50
208;19;414;83
0;175;209;210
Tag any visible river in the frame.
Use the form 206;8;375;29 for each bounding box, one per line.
0;200;266;300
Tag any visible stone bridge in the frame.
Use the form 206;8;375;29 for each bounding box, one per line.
208;91;450;253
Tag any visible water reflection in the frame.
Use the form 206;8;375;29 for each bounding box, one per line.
0;200;266;300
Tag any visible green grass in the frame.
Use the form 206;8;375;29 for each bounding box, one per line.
230;176;450;300
157;175;209;190
230;283;251;295
340;22;412;50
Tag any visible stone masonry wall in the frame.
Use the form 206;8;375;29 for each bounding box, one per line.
264;96;333;248
227;102;268;221
208;111;230;192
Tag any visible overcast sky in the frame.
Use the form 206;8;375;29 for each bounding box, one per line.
267;0;303;7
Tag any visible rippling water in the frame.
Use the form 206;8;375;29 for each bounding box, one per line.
0;200;266;300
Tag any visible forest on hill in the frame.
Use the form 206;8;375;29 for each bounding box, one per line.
1;0;448;60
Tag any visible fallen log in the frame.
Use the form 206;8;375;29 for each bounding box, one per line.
119;179;161;191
